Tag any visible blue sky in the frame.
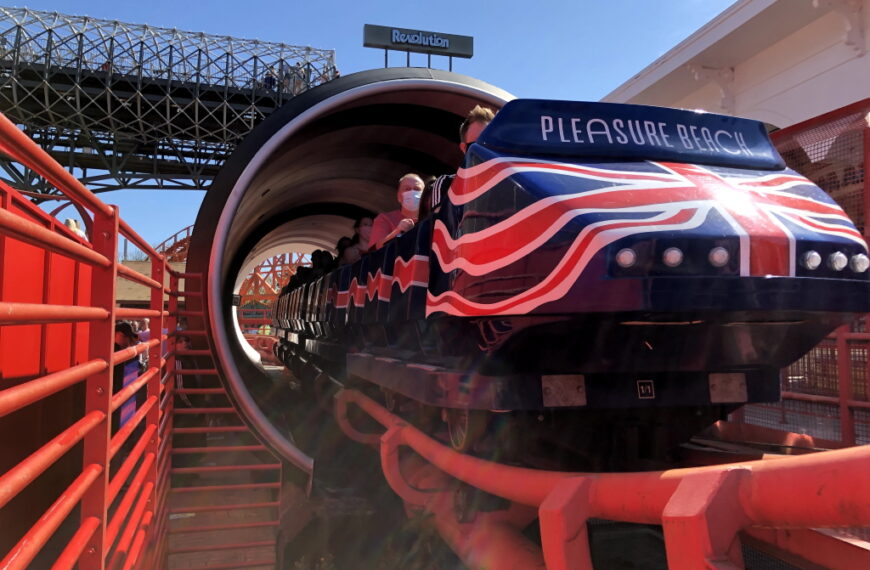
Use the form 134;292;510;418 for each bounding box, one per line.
22;0;735;249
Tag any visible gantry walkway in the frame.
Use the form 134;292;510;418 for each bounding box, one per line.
0;6;337;195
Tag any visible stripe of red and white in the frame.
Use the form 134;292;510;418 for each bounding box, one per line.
392;255;429;293
349;278;366;307
361;269;391;302
782;212;868;248
448;157;681;205
336;290;349;309
746;189;850;216
432;202;702;276
438;160;820;276
426;207;709;317
377;270;393;300
661;163;799;276
433;181;726;274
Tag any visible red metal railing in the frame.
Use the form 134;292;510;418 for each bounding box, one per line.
738;99;870;446
0;111;177;569
336;388;870;569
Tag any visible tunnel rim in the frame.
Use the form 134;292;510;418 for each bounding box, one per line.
191;68;514;476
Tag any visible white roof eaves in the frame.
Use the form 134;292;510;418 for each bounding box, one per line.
602;0;780;102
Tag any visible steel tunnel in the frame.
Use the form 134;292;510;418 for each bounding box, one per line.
185;68;513;475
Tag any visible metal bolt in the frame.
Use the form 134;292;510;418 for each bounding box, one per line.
96;387;104;395
87;547;96;555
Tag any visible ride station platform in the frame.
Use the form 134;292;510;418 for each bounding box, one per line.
0;73;869;570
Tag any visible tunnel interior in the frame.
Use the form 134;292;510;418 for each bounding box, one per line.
186;68;513;472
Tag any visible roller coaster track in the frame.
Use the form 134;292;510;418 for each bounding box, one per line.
0;6;336;195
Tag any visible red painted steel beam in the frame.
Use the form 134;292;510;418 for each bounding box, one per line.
770;98;868;142
110;367;156;412
170;445;267;454
338;390;573;506
115;307;167;319
169;463;280;475
782;390;870;410
108;396;157;459
174;388;226;395
709;420;844;451
105;453;155;548
173;407;236;414
51;516;101;570
836;325;857;445
167;501;280;514
117;263;162;289
107;424;157;504
169;482;280;493
168;521;280;534
121;513;152;570
0;359;107;418
385;451;545;569
108;481;153;570
171;426;249;434
0;114;113;216
174;368;218;375
167;540;277;555
162;561;277;570
0;208;110;267
0;410;105;510
0;464;103;570
0;301;109;325
338;389;870;525
111;338;159;367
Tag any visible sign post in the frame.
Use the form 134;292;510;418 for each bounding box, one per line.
363;24;474;69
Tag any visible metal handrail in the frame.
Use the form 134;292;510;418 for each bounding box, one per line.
336;389;870;569
0;112;174;568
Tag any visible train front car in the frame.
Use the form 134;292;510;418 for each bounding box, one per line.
276;100;870;467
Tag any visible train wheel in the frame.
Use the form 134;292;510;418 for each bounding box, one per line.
444;409;487;452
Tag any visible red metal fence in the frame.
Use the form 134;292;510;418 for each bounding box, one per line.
738;99;870;446
335;388;870;569
0;110;177;569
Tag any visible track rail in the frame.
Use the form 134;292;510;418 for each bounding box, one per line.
334;388;870;569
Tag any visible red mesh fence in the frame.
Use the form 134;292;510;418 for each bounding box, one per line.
740;100;870;446
773;102;866;234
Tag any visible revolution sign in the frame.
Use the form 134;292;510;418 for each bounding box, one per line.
363;24;474;59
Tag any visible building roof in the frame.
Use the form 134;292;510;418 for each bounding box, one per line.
116;261;187;305
603;0;838;108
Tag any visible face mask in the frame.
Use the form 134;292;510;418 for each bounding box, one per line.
402;191;421;212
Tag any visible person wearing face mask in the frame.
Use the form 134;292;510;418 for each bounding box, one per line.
368;173;424;250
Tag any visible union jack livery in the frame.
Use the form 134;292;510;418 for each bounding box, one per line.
274;99;870;455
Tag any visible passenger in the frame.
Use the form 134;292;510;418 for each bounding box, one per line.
64;218;87;240
368;174;424;250
310;249;333;278
335;236;353;265
340;216;374;264
112;321;140;429
421;105;496;218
